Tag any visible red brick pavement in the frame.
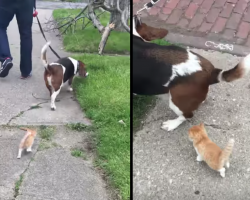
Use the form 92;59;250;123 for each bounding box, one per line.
133;0;250;48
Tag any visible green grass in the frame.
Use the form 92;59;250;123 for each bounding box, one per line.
71;148;87;159
53;9;130;54
14;175;23;197
133;96;156;132
152;39;173;46
39;126;55;141
72;53;130;200
66;123;88;131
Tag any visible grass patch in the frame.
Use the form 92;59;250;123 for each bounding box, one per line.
152;39;182;47
133;96;157;132
14;175;23;197
39;126;55;141
66;123;88;131
72;54;130;200
38;141;51;151
53;9;130;54
71;148;87;159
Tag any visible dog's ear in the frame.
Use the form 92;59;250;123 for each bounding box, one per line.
137;22;168;41
78;61;87;77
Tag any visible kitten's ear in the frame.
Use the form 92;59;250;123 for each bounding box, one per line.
200;123;204;127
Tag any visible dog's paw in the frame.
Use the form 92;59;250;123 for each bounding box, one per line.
67;87;73;92
161;120;180;131
51;107;56;111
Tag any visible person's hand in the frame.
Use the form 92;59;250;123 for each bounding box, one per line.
33;9;38;17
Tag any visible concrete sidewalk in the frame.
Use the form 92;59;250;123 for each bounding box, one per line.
0;7;109;200
133;49;250;200
0;9;90;125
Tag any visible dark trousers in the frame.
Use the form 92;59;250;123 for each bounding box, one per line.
0;0;34;76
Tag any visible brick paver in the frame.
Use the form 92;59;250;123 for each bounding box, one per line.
133;0;250;48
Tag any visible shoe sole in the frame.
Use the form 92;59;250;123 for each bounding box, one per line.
20;75;32;79
0;62;13;77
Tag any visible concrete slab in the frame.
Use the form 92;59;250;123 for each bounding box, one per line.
16;148;108;200
0;9;90;125
15;126;108;200
133;49;250;200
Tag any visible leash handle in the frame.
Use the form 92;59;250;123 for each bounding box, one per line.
136;0;161;14
36;16;61;59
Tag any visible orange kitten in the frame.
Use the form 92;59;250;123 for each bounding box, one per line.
17;127;37;159
188;123;234;177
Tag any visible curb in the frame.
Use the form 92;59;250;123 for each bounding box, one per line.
165;32;250;57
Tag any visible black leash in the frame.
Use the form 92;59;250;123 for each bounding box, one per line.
36;16;61;59
137;0;162;14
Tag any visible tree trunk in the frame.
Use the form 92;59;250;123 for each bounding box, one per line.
108;0;129;32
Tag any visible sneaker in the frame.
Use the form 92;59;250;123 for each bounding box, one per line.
0;58;13;77
20;72;32;79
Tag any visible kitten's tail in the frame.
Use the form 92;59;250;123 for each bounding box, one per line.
20;127;31;132
220;138;235;162
20;127;36;136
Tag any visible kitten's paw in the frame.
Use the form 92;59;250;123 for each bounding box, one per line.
196;155;203;162
225;161;230;168
17;156;21;159
219;168;226;178
161;120;180;131
27;148;32;152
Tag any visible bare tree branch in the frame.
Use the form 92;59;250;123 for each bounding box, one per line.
117;0;130;32
98;23;115;54
88;0;105;32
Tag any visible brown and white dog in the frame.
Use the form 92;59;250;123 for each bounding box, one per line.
133;15;250;131
41;41;88;110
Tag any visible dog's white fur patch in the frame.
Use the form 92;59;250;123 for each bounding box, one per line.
132;16;142;38
132;16;149;42
164;50;202;87
68;57;78;74
241;53;250;75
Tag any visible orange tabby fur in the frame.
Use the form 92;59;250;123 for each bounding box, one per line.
188;123;234;177
17;127;37;159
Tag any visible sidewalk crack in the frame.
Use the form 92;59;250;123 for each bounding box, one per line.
7;101;48;125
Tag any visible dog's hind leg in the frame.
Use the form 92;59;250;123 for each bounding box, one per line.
161;83;208;131
161;92;187;131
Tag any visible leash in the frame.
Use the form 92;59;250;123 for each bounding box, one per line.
136;0;162;14
36;16;61;59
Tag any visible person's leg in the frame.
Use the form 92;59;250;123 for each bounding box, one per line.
0;1;15;77
15;0;34;78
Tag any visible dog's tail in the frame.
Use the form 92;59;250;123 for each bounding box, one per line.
210;54;250;84
219;138;234;163
41;41;51;69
